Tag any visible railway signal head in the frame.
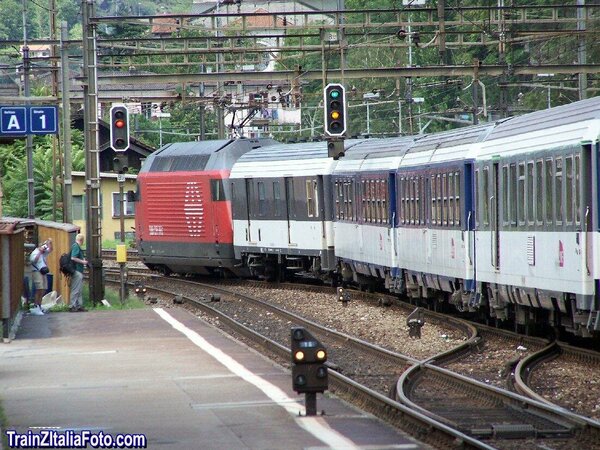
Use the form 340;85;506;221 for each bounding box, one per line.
291;327;328;393
110;104;130;152
324;83;347;138
337;287;350;305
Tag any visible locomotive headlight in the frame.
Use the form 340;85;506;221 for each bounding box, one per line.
316;349;326;361
294;350;305;362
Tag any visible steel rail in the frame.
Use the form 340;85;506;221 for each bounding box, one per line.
103;276;492;450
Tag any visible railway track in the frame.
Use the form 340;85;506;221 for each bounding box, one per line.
104;274;488;449
516;341;600;420
103;274;600;449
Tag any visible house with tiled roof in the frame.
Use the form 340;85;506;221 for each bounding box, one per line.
191;0;337;28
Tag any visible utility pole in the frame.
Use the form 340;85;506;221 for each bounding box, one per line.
82;0;104;306
61;21;73;223
22;0;34;219
498;0;509;118
50;0;59;221
199;63;206;140
215;2;225;139
472;59;480;125
577;0;587;100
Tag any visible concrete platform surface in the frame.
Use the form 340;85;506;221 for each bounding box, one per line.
0;307;424;449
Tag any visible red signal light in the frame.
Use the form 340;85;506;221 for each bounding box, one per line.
115;119;125;128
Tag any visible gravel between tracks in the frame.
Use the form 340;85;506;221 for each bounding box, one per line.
529;356;600;421
123;275;600;424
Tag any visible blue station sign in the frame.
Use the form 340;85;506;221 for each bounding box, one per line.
0;106;58;135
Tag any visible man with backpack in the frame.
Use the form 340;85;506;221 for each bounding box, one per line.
29;238;53;315
69;234;88;312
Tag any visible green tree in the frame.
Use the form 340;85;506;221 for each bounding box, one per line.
0;130;85;219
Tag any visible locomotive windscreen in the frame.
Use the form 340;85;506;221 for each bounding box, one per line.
149;154;211;172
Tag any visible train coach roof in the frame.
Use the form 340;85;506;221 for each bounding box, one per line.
140;138;278;173
231;141;337;177
236;140;328;162
343;136;415;159
408;123;495;153
486;96;600;143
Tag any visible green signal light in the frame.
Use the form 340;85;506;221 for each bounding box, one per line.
330;90;340;99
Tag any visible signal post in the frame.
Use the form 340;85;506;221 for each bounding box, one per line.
110;104;130;304
324;83;347;159
291;327;328;416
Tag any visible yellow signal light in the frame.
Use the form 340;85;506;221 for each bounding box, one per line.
330;111;340;120
294;351;305;362
316;350;326;360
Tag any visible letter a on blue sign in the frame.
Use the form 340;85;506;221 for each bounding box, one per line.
0;107;27;135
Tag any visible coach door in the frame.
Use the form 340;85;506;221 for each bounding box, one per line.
490;161;500;270
244;178;254;243
285;177;296;245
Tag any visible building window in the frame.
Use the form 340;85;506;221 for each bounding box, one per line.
112;192;135;217
73;195;85;220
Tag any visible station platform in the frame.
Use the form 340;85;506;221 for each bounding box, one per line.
0;307;424;449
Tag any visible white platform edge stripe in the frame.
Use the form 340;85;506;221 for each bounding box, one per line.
153;308;359;449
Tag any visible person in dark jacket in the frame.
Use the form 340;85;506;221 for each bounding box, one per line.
69;234;88;312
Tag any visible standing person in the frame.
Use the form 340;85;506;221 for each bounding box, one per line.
30;238;53;315
69;234;88;312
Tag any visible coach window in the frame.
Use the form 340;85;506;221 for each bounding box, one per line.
482;167;489;227
398;177;404;224
502;165;509;225
474;169;479;226
555;157;563;225
566;156;574;225
527;161;534;225
370;180;376;223
431;174;437;225
545;158;553;224
334;181;341;219
379;180;384;223
536;159;543;225
575;154;581;226
274;181;281;217
362;180;368;222
406;177;415;224
435;173;445;225
447;173;454;226
383;179;389;223
518;162;525;226
341;180;347;220
455;172;461;227
413;178;419;225
306;180;318;218
258;181;266;216
509;163;517;226
438;173;448;225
